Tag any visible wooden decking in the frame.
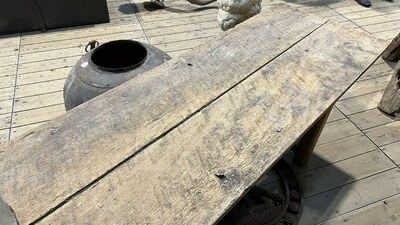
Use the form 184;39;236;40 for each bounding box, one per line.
0;0;399;224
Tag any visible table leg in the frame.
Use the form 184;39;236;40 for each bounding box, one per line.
293;105;333;167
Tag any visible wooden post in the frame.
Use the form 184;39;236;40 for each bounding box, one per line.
293;105;333;167
382;32;400;62
378;62;400;118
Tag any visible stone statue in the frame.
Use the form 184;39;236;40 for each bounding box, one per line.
151;0;262;31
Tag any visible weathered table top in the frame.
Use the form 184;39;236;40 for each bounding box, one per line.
0;4;385;224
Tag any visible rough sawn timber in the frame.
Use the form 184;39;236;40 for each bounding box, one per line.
38;23;385;224
0;5;326;224
0;5;386;225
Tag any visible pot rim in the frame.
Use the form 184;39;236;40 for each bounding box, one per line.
90;40;148;72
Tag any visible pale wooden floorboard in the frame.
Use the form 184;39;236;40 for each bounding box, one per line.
0;128;9;145
0;0;399;224
364;121;400;146
348;108;395;130
381;141;400;165
299;168;400;225
0;99;13;115
320;193;400;225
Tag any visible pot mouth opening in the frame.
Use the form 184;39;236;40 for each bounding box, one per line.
91;40;148;72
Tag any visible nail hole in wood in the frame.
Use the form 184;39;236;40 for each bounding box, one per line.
215;174;226;180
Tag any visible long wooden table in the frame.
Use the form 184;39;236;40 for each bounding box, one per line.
0;4;385;224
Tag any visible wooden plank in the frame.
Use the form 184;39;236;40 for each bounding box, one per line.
0;128;9;145
20;23;141;46
141;13;216;30
0;75;15;89
348;108;395;130
0;55;18;67
0;6;330;224
12;104;65;127
0;65;17;77
298;150;394;198
145;20;218;38
300;168;400;225
0;35;20;46
14;91;64;112
0;47;20;58
353;12;400;26
344;6;400;20
14;79;66;99
19;47;86;64
135;3;218;22
381;141;400;165
154;36;214;52
340;74;391;100
374;29;400;40
35;22;384;224
333;1;399;14
364;21;400;33
20;33;147;54
296;133;377;173
336;90;384;115
0;113;11;130
17;68;71;86
0;87;14;102
166;49;191;59
149;27;222;45
320;193;400;225
317;119;361;145
364;121;400;146
358;61;396;81
18;57;81;75
326;106;345;123
0;99;13;115
9;122;45;141
326;15;349;23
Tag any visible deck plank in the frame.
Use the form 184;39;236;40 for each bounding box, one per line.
0;75;15;89
12;104;65;128
348;108;395;130
0;128;9;145
381;141;400;165
336;91;384;115
0;100;13;115
15;79;66;99
298;150;394;198
17;68;71;86
340;74;391;100
14;92;64;112
320;193;400;225
300;168;400;225
318;119;361;145
326;106;345;123
364;122;400;146
298;133;378;173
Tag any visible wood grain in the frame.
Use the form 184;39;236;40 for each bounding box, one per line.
0;5;327;224
39;22;384;224
320;193;400;225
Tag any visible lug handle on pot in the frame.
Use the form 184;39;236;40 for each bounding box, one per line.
85;40;99;52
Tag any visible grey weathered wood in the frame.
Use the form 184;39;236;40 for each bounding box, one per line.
37;23;384;224
378;62;400;118
0;5;327;225
382;32;400;62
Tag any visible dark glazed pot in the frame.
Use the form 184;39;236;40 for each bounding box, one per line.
63;40;171;110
